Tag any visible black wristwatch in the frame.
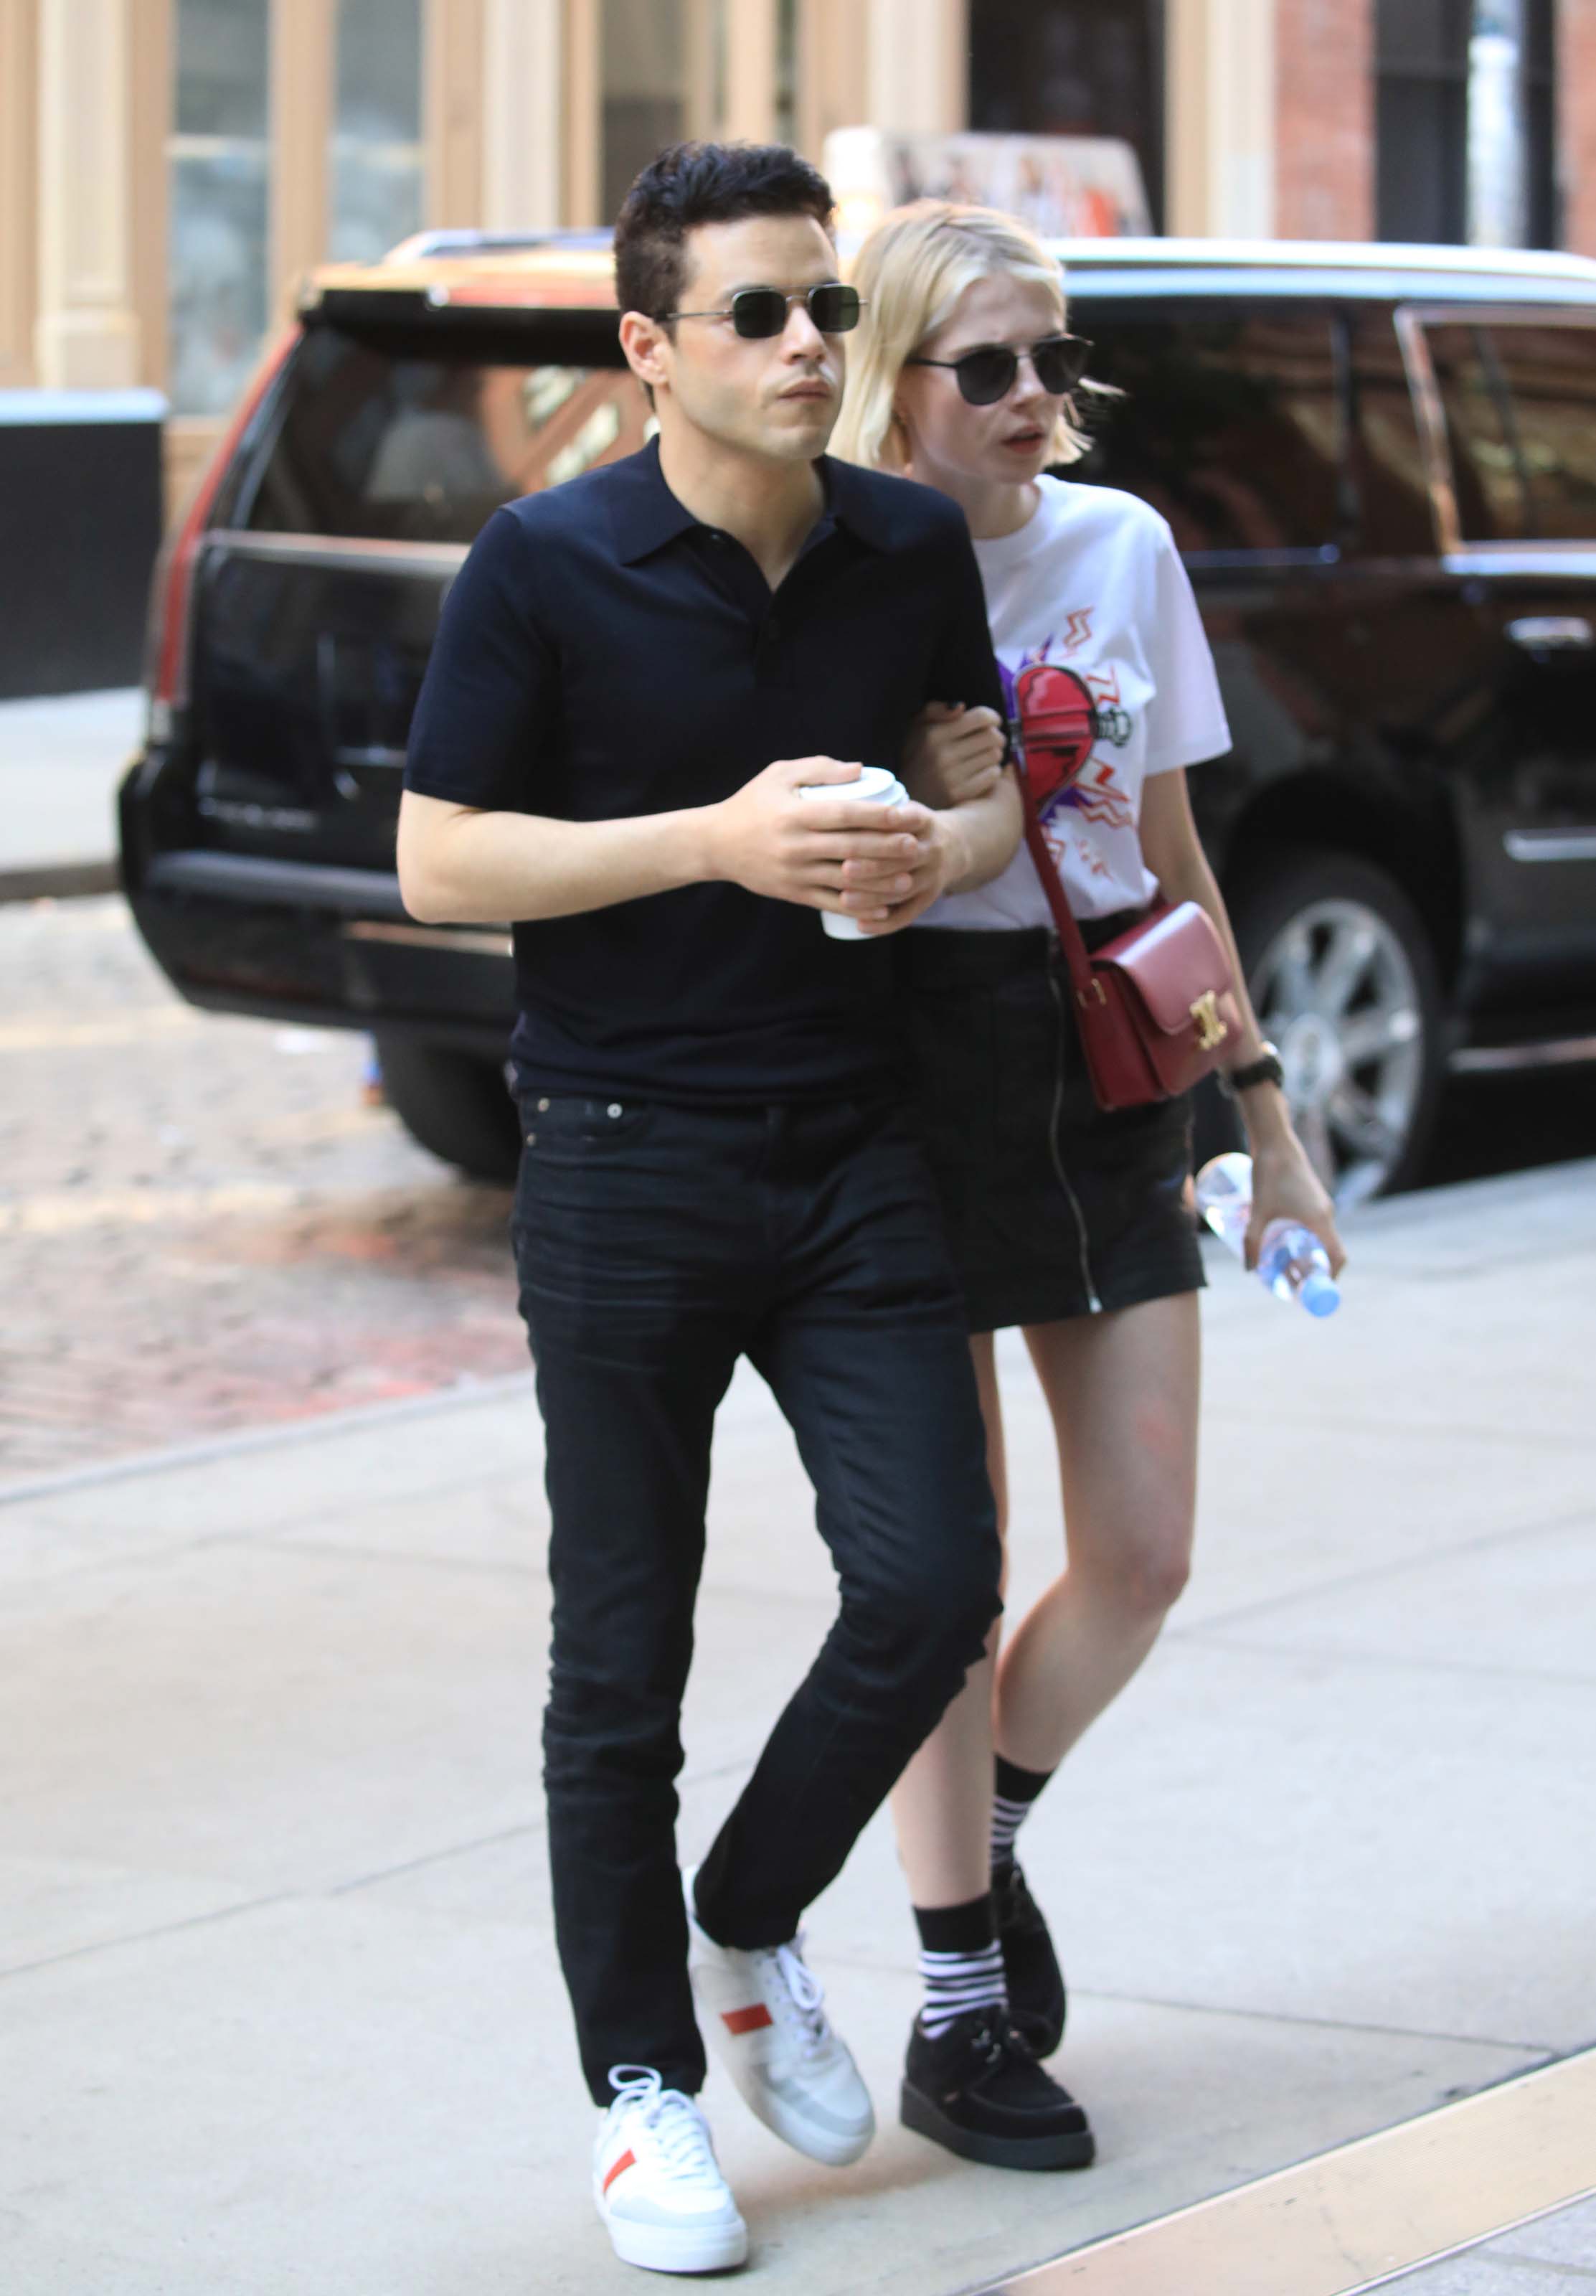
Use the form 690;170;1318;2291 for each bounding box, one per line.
1222;1041;1285;1096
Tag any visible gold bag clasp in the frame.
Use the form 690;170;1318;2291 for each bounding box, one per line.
1190;991;1228;1050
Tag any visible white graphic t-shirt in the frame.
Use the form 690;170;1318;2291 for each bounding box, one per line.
918;476;1231;931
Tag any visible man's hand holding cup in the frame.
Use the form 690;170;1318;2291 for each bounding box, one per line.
704;756;940;935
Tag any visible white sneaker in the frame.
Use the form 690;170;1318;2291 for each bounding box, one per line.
593;2066;748;2276
683;1867;875;2167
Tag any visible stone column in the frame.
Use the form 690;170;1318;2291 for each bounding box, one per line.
865;0;968;136
481;0;562;230
270;0;332;310
425;0;486;230
33;0;142;387
1167;0;1277;237
794;0;868;163
725;0;778;146
562;0;602;227
0;0;38;388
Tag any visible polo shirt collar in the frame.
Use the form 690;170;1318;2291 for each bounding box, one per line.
610;436;896;565
609;437;702;565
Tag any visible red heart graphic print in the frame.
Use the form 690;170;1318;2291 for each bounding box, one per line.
1014;662;1097;807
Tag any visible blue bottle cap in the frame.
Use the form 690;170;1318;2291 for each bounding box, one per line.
1300;1272;1341;1318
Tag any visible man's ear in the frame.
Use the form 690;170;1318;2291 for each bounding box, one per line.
620;311;671;397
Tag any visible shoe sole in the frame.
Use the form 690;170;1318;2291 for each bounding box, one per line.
598;2201;749;2274
737;2086;873;2168
900;2081;1095;2173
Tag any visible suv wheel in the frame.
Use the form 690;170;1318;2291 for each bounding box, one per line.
1228;850;1444;1203
373;1034;521;1184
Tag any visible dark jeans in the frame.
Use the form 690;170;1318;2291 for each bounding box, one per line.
510;1091;1002;2104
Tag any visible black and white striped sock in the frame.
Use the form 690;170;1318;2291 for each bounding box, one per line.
913;1894;1006;2039
991;1752;1053;1873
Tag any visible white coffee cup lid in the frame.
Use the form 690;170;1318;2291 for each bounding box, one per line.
796;765;906;806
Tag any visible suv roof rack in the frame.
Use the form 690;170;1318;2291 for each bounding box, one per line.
1043;234;1596;279
382;227;615;263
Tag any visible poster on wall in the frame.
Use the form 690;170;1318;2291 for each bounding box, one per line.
823;128;1153;243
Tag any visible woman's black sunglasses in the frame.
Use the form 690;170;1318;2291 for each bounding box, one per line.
906;334;1092;407
662;283;863;339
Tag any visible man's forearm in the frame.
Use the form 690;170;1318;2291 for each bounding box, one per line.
398;794;709;925
942;769;1023;895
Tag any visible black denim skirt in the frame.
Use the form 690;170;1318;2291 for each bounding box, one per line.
897;921;1205;1335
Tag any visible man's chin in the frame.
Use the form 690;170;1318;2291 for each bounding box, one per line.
760;405;838;460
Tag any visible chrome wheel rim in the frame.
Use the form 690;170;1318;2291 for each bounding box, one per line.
1249;897;1425;1204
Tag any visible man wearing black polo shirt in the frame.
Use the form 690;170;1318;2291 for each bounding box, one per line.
400;144;1045;2276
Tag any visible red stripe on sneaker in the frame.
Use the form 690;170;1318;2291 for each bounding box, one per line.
722;2004;773;2036
602;2149;636;2195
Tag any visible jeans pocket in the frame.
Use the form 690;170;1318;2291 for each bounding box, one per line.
516;1094;654;1163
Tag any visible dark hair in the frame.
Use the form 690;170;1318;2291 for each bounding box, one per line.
614;141;835;322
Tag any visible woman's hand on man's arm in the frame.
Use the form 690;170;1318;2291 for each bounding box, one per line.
900;700;1007;808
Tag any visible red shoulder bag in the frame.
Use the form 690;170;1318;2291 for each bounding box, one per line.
1017;773;1241;1113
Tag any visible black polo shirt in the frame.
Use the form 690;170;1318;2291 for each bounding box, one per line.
404;436;1003;1102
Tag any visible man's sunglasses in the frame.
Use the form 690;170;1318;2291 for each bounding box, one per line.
905;334;1092;407
662;283;864;339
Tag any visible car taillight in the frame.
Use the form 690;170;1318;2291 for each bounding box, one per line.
146;329;296;741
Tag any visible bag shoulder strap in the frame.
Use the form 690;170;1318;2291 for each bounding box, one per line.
1014;767;1095;1004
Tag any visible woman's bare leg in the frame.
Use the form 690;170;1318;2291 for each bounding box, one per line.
995;1292;1200;1776
890;1330;1007;1908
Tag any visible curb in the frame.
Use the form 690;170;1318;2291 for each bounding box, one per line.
0;857;119;905
0;1370;530;1510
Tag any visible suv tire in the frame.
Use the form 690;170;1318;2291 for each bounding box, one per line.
1227;849;1445;1202
374;1033;521;1183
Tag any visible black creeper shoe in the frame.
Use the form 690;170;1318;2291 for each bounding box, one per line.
900;2005;1095;2171
993;1859;1067;2059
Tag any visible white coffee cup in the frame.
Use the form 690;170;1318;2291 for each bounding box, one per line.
795;765;911;940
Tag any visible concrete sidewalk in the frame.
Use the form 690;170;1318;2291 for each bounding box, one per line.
2;1157;1594;2294
0;687;141;898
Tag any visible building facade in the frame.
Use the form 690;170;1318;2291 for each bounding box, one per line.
2;0;1595;516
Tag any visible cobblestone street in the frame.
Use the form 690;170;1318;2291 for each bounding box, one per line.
1;897;525;1485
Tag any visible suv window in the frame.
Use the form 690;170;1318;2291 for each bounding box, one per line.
1423;317;1596;542
1349;306;1436;557
1069;305;1344;554
245;320;648;542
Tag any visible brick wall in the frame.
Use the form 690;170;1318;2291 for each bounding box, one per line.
1275;0;1375;240
1559;0;1596;254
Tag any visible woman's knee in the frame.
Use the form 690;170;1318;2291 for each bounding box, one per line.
1079;1519;1192;1622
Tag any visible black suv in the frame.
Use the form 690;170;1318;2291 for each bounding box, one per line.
122;232;1596;1197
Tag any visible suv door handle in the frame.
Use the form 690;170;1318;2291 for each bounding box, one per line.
1506;616;1595;651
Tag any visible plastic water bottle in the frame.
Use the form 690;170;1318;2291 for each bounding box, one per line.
1194;1152;1341;1318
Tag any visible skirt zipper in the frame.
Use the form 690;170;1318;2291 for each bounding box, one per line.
1045;967;1104;1314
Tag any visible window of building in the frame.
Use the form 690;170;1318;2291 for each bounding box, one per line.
968;0;1165;230
1068;306;1345;555
167;0;271;417
1376;0;1556;246
1424;319;1596;542
330;0;425;264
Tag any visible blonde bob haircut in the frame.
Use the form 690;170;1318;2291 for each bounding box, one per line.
832;200;1092;475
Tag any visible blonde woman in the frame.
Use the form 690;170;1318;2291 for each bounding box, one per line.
834;204;1346;2170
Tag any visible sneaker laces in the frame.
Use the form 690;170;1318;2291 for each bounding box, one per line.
757;1932;831;2059
607;2066;719;2185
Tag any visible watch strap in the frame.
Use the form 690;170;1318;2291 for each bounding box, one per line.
1224;1044;1285;1096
